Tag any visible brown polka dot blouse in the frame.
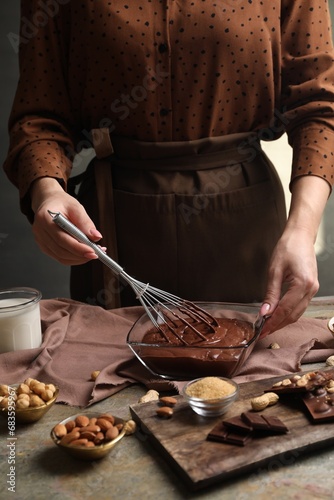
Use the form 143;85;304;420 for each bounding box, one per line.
3;0;334;210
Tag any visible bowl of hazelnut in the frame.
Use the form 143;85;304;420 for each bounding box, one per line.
0;378;59;423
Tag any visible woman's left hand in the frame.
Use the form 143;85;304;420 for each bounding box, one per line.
259;227;319;337
259;174;331;337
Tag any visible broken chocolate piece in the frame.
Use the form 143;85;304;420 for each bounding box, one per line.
241;412;269;430
302;392;334;423
222;415;253;433
207;422;252;446
262;415;289;433
241;411;288;434
208;410;289;447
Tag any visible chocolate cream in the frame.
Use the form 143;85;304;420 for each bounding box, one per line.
143;317;254;347
140;317;256;379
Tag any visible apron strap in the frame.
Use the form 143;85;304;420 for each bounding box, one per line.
91;128;121;309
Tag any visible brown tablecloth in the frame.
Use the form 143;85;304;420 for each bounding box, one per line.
0;298;333;407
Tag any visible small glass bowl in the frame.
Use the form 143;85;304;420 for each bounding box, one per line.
182;377;239;417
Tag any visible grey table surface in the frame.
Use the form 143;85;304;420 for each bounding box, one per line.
1;298;334;500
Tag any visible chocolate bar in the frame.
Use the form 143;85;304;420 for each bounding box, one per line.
207;422;252;446
264;369;334;395
302;391;334;423
241;411;289;434
207;411;289;447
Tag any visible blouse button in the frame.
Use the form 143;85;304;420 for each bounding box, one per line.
158;43;168;53
160;108;171;116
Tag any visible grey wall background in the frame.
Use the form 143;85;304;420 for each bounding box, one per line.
1;1;334;300
0;2;70;298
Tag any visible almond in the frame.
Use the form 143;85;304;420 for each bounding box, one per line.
75;415;90;427
70;438;89;447
65;420;76;432
159;396;177;407
53;424;67;438
96;418;112;432
105;426;119;441
60;431;80;445
99;413;115;425
156;406;174;418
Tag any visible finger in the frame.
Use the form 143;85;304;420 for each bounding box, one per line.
258;266;283;337
260;281;318;336
49;225;99;257
39;200;103;246
261;297;305;336
35;235;97;265
65;205;103;242
33;223;98;265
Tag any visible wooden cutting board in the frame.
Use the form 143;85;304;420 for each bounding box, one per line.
129;371;334;491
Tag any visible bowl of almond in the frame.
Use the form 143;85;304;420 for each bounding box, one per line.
0;378;59;423
50;412;136;460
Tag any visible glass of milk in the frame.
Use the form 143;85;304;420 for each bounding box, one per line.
0;288;42;353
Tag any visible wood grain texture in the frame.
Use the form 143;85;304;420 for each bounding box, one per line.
130;370;334;491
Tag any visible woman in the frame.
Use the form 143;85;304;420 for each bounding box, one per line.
3;1;334;337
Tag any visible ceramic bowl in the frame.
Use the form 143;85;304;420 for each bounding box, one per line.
182;377;239;417
0;385;59;424
127;302;263;380
50;412;127;460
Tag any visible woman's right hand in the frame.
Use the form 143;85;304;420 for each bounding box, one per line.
30;177;103;265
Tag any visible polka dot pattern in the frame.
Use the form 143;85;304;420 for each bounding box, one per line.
3;0;334;212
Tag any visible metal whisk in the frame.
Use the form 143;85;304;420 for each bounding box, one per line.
49;211;218;344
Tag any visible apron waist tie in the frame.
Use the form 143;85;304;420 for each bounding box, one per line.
90;128;119;309
91;131;261;169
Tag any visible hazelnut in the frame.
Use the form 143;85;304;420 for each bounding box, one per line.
91;370;100;381
268;342;280;349
29;395;44;407
138;390;159;403
326;355;334;367
0;384;9;397
16;398;30;410
40;389;54;402
45;384;56;394
123;420;137;435
17;383;30;395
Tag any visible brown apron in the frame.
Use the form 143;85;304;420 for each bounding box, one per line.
70;131;287;309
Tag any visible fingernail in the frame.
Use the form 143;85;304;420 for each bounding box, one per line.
84;252;98;259
96;245;107;253
261;303;271;315
90;229;102;239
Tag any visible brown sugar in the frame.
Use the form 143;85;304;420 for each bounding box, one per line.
185;377;236;399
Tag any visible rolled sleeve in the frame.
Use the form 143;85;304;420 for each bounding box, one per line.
280;0;334;190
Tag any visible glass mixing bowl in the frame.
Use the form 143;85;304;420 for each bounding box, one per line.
127;302;263;380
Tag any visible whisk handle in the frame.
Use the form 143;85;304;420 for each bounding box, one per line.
48;211;124;275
